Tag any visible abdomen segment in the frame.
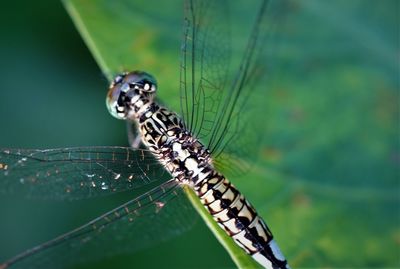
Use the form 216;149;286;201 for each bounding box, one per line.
194;173;289;269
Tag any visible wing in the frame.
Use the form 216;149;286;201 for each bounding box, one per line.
180;0;287;177
0;147;168;200
180;0;231;142
1;179;196;269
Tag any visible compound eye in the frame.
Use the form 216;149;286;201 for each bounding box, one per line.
106;82;130;120
110;72;127;88
125;71;157;93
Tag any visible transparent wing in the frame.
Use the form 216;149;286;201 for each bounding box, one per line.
205;0;281;157
180;0;231;141
0;147;168;200
2;179;196;269
181;0;287;177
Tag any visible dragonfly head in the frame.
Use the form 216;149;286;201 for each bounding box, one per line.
106;71;157;120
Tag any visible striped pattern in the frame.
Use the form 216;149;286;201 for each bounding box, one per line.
107;71;289;269
195;173;289;269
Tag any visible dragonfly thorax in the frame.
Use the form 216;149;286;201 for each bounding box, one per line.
106;71;157;120
135;100;214;186
107;71;214;186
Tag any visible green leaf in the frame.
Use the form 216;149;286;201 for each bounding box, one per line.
63;0;399;268
63;1;264;268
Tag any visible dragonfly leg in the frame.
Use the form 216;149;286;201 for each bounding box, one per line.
126;121;142;149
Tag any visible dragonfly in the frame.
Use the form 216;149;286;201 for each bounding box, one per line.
0;0;289;268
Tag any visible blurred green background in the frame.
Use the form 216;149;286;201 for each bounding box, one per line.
0;0;398;268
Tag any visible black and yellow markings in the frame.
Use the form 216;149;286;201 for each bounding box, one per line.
213;194;244;222
249;216;272;243
196;175;223;198
195;172;279;261
106;70;289;268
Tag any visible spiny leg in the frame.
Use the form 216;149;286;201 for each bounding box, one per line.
126;121;143;149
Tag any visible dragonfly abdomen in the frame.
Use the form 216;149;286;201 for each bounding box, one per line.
195;173;289;269
138;103;289;268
